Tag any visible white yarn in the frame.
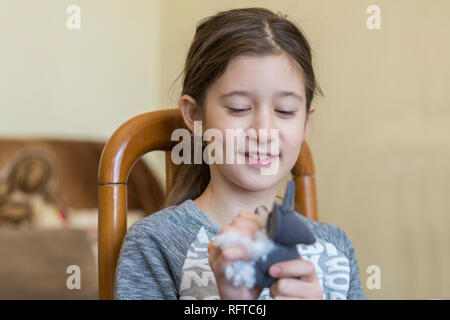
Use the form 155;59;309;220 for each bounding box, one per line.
212;229;275;289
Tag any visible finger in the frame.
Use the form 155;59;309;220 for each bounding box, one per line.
254;205;269;215
270;278;322;299
221;246;252;262
211;246;252;276
231;217;263;233
220;225;258;240
254;205;269;227
269;258;317;282
274;296;321;300
208;240;221;265
273;295;302;300
211;254;231;278
231;210;264;228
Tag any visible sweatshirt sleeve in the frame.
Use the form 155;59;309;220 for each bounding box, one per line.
342;230;367;300
113;221;178;300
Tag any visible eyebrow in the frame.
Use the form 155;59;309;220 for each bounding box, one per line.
219;90;303;102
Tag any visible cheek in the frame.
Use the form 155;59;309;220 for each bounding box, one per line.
280;127;305;166
205;112;242;137
281;125;305;149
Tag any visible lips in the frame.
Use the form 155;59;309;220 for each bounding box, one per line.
238;151;281;166
243;151;280;159
244;152;272;160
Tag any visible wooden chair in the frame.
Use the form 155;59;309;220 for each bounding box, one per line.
97;107;319;300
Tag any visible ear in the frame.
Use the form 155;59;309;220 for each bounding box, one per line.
304;104;316;138
179;94;203;134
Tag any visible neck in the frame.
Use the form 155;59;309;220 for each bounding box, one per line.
193;171;279;229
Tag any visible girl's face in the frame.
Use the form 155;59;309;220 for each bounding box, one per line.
190;52;312;192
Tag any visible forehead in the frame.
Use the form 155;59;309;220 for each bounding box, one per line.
210;52;306;97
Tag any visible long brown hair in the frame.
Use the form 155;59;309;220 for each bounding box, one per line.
162;7;323;209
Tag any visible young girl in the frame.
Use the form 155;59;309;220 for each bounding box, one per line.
114;7;367;300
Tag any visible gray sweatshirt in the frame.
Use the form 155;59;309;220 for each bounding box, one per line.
114;198;367;300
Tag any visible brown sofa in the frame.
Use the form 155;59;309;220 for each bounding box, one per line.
0;138;164;299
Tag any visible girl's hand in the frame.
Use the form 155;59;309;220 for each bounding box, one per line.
268;258;323;300
208;210;266;300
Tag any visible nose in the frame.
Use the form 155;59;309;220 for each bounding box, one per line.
245;107;278;147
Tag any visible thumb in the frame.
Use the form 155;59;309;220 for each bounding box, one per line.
254;205;269;227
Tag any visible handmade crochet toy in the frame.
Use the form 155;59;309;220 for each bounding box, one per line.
212;180;316;289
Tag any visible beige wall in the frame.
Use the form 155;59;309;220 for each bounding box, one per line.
1;0;449;299
0;0;166;183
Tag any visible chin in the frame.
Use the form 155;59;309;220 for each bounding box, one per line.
224;165;285;193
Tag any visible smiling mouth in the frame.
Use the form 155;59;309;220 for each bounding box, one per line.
237;151;280;167
243;151;279;160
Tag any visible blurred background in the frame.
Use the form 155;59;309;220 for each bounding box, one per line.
0;0;449;299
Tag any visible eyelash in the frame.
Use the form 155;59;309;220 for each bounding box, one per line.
226;107;250;114
276;110;296;116
227;107;296;116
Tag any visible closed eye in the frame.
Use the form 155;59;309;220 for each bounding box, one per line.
276;110;296;116
227;107;249;113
